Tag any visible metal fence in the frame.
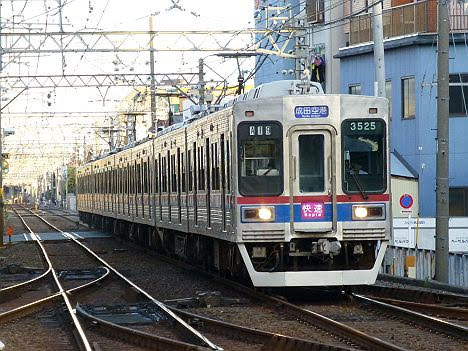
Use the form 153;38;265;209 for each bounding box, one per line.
382;245;468;288
349;0;467;45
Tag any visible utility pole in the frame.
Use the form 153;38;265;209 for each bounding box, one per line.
149;16;157;132
435;0;450;283
198;58;205;106
0;0;4;248
372;0;386;98
57;0;66;75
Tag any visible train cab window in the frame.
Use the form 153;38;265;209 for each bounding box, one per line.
238;122;283;196
299;135;324;192
342;119;386;194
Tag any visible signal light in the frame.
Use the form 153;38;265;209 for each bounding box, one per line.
245;111;254;117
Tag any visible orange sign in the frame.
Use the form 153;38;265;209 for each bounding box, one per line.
7;226;13;237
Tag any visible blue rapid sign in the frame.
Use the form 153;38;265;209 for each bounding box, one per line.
294;106;329;118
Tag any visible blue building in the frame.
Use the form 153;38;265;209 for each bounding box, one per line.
336;33;468;217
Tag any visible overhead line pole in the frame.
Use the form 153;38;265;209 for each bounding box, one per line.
149;16;157;133
372;0;386;98
0;0;4;248
435;0;450;283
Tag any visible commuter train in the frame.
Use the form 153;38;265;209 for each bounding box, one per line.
77;80;390;287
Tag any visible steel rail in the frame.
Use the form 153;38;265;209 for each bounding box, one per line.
142;249;406;351
0;207;53;299
366;296;468;320
0;267;110;324
23;206;221;351
10;207;93;351
353;294;468;341
35;208;358;351
352;284;468;305
169;307;356;351
76;304;211;351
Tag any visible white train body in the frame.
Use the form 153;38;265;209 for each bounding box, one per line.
78;80;390;287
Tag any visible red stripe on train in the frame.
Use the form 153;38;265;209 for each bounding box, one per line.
236;194;390;204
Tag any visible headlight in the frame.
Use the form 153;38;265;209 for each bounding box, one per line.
352;204;385;220
354;207;368;218
242;206;275;222
258;207;273;221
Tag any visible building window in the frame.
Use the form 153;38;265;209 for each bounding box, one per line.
386;80;392;120
306;0;324;23
401;77;415;119
349;84;361;95
449;187;468;216
449;74;468;117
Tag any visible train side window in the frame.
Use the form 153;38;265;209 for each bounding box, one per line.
226;138;230;191
211;142;220;190
198;146;205;191
171;154;176;193
177;149;182;194
220;134;226;191
143;161;148;193
154;158;159;194
205;139;210;191
181;150;186;193
193;143;197;193
136;164;140;194
188;149;192;192
147;157;151;194
167;151;171;193
162;156;167;192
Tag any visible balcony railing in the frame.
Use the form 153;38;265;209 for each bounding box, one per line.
349;0;468;45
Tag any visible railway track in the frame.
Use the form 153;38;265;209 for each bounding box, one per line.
8;205;468;350
3;205;357;351
135;244;468;351
1;206;219;351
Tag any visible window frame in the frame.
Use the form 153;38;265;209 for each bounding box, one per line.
449;73;468;117
348;84;361;95
306;0;324;24
401;76;416;119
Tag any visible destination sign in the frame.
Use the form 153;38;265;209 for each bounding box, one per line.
294;106;329;118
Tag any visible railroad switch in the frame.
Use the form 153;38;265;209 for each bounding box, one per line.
164;291;250;308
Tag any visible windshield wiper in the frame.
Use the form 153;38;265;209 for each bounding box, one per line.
349;171;368;200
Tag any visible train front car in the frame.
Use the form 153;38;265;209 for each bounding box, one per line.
234;94;390;287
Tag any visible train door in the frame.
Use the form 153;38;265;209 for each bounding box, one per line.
288;126;336;234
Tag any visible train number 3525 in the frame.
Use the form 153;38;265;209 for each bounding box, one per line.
349;121;376;131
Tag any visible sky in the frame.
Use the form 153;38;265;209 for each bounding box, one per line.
0;0;256;186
